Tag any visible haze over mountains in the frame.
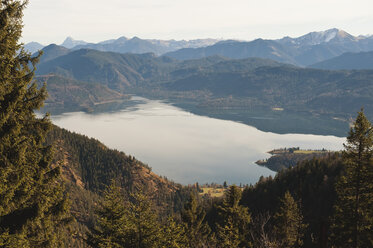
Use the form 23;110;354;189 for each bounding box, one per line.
27;27;373;136
165;28;373;66
32;39;373;136
69;36;220;55
26;28;373;67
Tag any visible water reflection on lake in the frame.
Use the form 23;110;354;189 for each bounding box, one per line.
51;97;345;185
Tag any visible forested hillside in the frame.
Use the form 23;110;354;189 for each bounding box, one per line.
35;75;129;113
310;51;373;70
242;154;344;247
45;126;192;247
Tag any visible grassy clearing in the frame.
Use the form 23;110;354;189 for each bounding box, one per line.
199;187;226;198
293;150;327;154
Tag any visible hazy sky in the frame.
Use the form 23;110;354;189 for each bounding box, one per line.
22;0;373;44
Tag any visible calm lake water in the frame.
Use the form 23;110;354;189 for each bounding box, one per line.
51;97;345;185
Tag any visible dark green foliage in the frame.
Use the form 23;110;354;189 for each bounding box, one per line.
330;110;373;247
88;185;162;248
46;126;192;214
44;125;197;247
125;190;161;248
159;216;188;248
181;193;212;248
216;185;251;248
273;191;307;248
257;151;329;172
46;126;147;193
0;1;70;246
241;154;344;248
87;182;128;248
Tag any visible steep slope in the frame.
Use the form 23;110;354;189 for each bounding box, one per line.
36;49;159;91
45;125;188;247
36;44;71;63
47;126;179;195
310;51;373;70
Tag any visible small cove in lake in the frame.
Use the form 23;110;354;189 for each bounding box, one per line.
51;96;345;185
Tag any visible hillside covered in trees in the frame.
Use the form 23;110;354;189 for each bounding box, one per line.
44;126;192;247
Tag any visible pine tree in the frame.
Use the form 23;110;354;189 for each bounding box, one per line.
0;1;70;247
273;191;307;248
216;185;252;248
159;216;188;248
181;193;211;248
126;190;161;248
87;182;128;248
216;217;241;248
330;110;373;248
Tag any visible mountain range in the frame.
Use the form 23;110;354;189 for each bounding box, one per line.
26;28;373;67
33;43;373;136
34;44;288;90
69;36;219;55
26;36;219;56
165;28;373;66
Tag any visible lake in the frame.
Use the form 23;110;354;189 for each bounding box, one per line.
51;97;345;185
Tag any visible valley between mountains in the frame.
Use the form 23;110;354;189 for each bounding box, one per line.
33;31;373;136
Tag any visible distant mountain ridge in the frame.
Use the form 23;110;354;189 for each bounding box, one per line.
26;28;373;65
24;41;44;54
165;39;297;64
61;36;219;55
165;28;373;66
35;44;289;91
310;51;373;70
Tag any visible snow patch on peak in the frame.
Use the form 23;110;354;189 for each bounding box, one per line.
300;28;339;45
61;37;88;49
277;28;356;46
323;29;339;42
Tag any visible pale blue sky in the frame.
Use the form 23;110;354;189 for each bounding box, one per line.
22;0;373;44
